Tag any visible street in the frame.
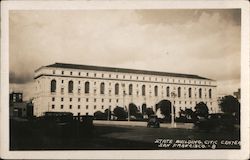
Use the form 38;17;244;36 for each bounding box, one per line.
10;121;240;150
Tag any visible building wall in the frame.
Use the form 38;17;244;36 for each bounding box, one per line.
33;66;218;117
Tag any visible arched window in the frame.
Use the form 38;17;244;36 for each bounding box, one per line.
178;87;181;98
68;80;73;93
85;81;90;94
209;89;212;98
188;88;192;98
166;86;170;97
129;84;133;95
51;80;56;92
199;88;202;98
115;83;119;95
142;85;146;96
154;86;158;96
100;82;105;94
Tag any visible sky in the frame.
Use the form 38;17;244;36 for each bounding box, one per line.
9;9;241;101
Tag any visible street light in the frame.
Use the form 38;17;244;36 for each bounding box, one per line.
122;83;130;121
170;91;176;127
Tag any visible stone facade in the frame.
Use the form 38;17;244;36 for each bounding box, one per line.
33;63;218;117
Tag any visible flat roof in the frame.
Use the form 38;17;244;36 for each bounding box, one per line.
44;62;212;80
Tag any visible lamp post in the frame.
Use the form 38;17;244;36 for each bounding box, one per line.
107;106;110;121
170;91;176;127
122;83;129;121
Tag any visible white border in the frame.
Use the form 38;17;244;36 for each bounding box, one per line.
1;1;249;159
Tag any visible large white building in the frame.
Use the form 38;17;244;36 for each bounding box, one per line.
33;63;218;117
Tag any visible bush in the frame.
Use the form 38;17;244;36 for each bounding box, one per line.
113;106;127;120
94;111;106;120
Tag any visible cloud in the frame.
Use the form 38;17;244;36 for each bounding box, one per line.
9;9;241;98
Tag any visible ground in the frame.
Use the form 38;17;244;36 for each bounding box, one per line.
10;120;240;150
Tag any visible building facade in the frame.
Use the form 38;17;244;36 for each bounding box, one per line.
9;92;33;118
33;63;218;117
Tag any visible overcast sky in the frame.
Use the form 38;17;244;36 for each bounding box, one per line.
9;9;241;100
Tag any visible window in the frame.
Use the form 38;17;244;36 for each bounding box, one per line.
102;106;104;109
166;86;170;97
78;88;81;94
100;82;105;94
62;71;64;75
52;105;55;109
86;98;88;102
94;73;96;77
178;87;181;98
129;84;133;95
142;85;146;96
85;82;90;93
102;74;104;77
69;105;72;109
188;88;192;98
86;73;89;76
154;86;158;96
52;97;55;101
70;72;73;75
61;98;64;101
94;105;96;109
78;81;81;84
62;80;64;83
94;98;96;102
50;80;56;92
116;99;119;103
199;88;202;98
86;105;88;109
61;88;64;94
70;98;72;102
78;98;80;102
109;74;111;78
209;89;212;98
109;99;111;103
78;72;81;76
61;105;63;109
102;98;104;102
115;83;119;95
68;80;73;93
53;70;55;74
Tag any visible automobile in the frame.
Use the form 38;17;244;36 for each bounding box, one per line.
147;115;160;128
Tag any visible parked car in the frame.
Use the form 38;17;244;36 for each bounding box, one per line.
147;115;160;128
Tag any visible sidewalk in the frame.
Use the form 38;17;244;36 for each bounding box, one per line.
93;120;194;129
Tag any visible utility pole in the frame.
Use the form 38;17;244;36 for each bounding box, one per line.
171;91;176;128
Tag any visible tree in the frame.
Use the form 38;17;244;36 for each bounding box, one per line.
104;109;111;120
156;100;171;119
195;102;209;118
94;111;106;120
113;106;127;120
145;108;154;117
219;95;240;115
129;103;139;116
142;104;147;115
